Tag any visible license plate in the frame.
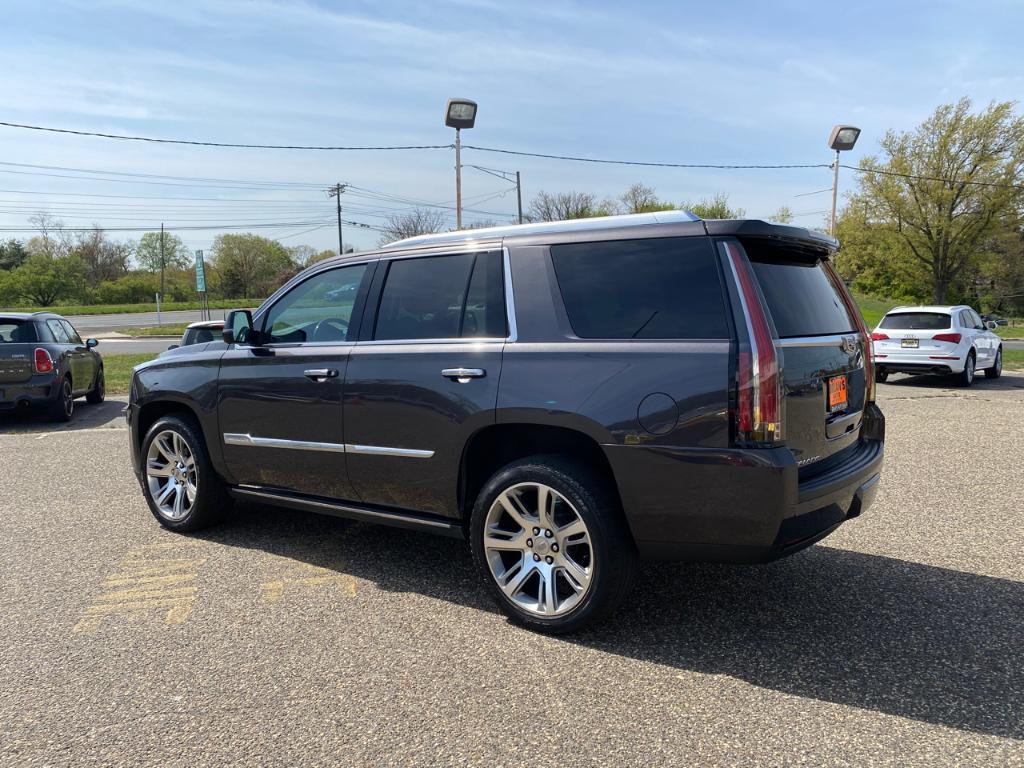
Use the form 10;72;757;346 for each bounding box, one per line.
827;375;848;412
901;338;919;348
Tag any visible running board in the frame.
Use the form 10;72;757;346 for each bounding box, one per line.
227;487;465;539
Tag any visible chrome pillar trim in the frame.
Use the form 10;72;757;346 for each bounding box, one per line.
503;246;518;342
222;433;347;453
345;444;435;459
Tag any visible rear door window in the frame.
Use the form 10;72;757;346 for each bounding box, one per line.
373;251;505;341
549;237;728;339
748;258;855;338
60;320;83;345
879;313;951;330
47;319;72;343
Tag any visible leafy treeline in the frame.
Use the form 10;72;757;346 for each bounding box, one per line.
0;217;336;307
835;98;1024;314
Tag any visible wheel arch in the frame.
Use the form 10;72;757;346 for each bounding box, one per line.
458;421;624;524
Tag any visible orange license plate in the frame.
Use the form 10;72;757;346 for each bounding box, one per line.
828;375;848;412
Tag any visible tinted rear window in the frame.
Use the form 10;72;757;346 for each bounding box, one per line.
879;312;951;330
0;319;37;343
550;237;728;339
749;258;854;338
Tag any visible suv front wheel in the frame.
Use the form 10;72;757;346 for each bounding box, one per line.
470;455;637;634
141;415;229;532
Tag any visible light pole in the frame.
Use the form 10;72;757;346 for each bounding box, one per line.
445;98;477;229
828;125;861;236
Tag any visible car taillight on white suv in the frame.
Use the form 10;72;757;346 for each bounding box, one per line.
722;241;782;445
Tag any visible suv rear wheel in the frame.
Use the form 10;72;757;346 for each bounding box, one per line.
470;454;637;634
141;415;229;532
48;376;74;422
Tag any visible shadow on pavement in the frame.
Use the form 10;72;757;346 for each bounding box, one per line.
0;398;126;434
881;370;1024;390
206;503;1023;741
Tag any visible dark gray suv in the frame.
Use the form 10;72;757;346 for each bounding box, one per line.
126;211;884;633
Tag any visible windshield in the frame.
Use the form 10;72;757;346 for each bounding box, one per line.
879;312;951;330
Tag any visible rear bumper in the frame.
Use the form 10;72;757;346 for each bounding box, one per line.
874;351;965;374
606;404;885;562
0;377;59;410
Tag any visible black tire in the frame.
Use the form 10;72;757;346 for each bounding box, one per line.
875;367;889;383
985;347;1002;379
955;351;976;387
469;454;638;634
140;414;230;532
86;366;105;404
48;376;74;422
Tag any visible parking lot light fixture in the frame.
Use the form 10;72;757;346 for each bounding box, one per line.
828;125;861;236
445;98;478;230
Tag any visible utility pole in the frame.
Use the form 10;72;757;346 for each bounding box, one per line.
455;128;463;229
159;222;165;298
515;171;523;225
327;183;347;254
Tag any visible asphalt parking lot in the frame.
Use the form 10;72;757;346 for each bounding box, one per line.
1;375;1022;767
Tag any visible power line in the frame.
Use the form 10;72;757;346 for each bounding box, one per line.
0;161;327;188
463;145;830;170
0;220;336;233
842;164;1024;191
0;121;452;151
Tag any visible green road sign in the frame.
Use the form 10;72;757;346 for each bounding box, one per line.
194;250;207;293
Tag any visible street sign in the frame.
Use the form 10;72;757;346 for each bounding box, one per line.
194;250;207;293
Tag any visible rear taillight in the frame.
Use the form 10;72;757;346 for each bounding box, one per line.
722;241;782;445
932;333;962;344
33;348;53;374
871;332;889;341
822;261;875;403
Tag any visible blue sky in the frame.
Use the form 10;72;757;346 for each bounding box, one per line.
1;0;1022;253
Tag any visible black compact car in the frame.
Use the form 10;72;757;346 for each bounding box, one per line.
126;212;884;633
0;312;104;421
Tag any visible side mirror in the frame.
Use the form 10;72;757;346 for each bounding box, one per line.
86;338;99;349
223;310;256;345
167;344;179;351
986;320;998;330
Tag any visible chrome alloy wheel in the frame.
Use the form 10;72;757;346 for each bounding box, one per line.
146;429;198;521
483;482;594;617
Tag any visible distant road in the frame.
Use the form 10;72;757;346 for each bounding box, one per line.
67;309;231;334
94;338;178;356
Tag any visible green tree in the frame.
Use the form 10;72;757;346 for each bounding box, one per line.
9;254;85;306
853;98;1024;302
210;234;295;298
135;231;192;273
71;228;132;287
770;206;794;224
0;239;29;271
680;193;745;219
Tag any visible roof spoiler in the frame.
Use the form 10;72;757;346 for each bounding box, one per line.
703;219;839;256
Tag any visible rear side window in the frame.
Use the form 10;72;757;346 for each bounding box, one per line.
0;319;37;343
550;237;728;339
879;312;951;330
374;251;505;341
47;319;72;343
748;257;855;338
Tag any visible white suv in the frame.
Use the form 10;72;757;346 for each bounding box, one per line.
871;305;1002;386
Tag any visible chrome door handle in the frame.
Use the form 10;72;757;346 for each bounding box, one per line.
304;368;338;381
441;367;485;381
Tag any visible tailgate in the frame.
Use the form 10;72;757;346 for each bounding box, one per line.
746;249;865;471
0;345;35;384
